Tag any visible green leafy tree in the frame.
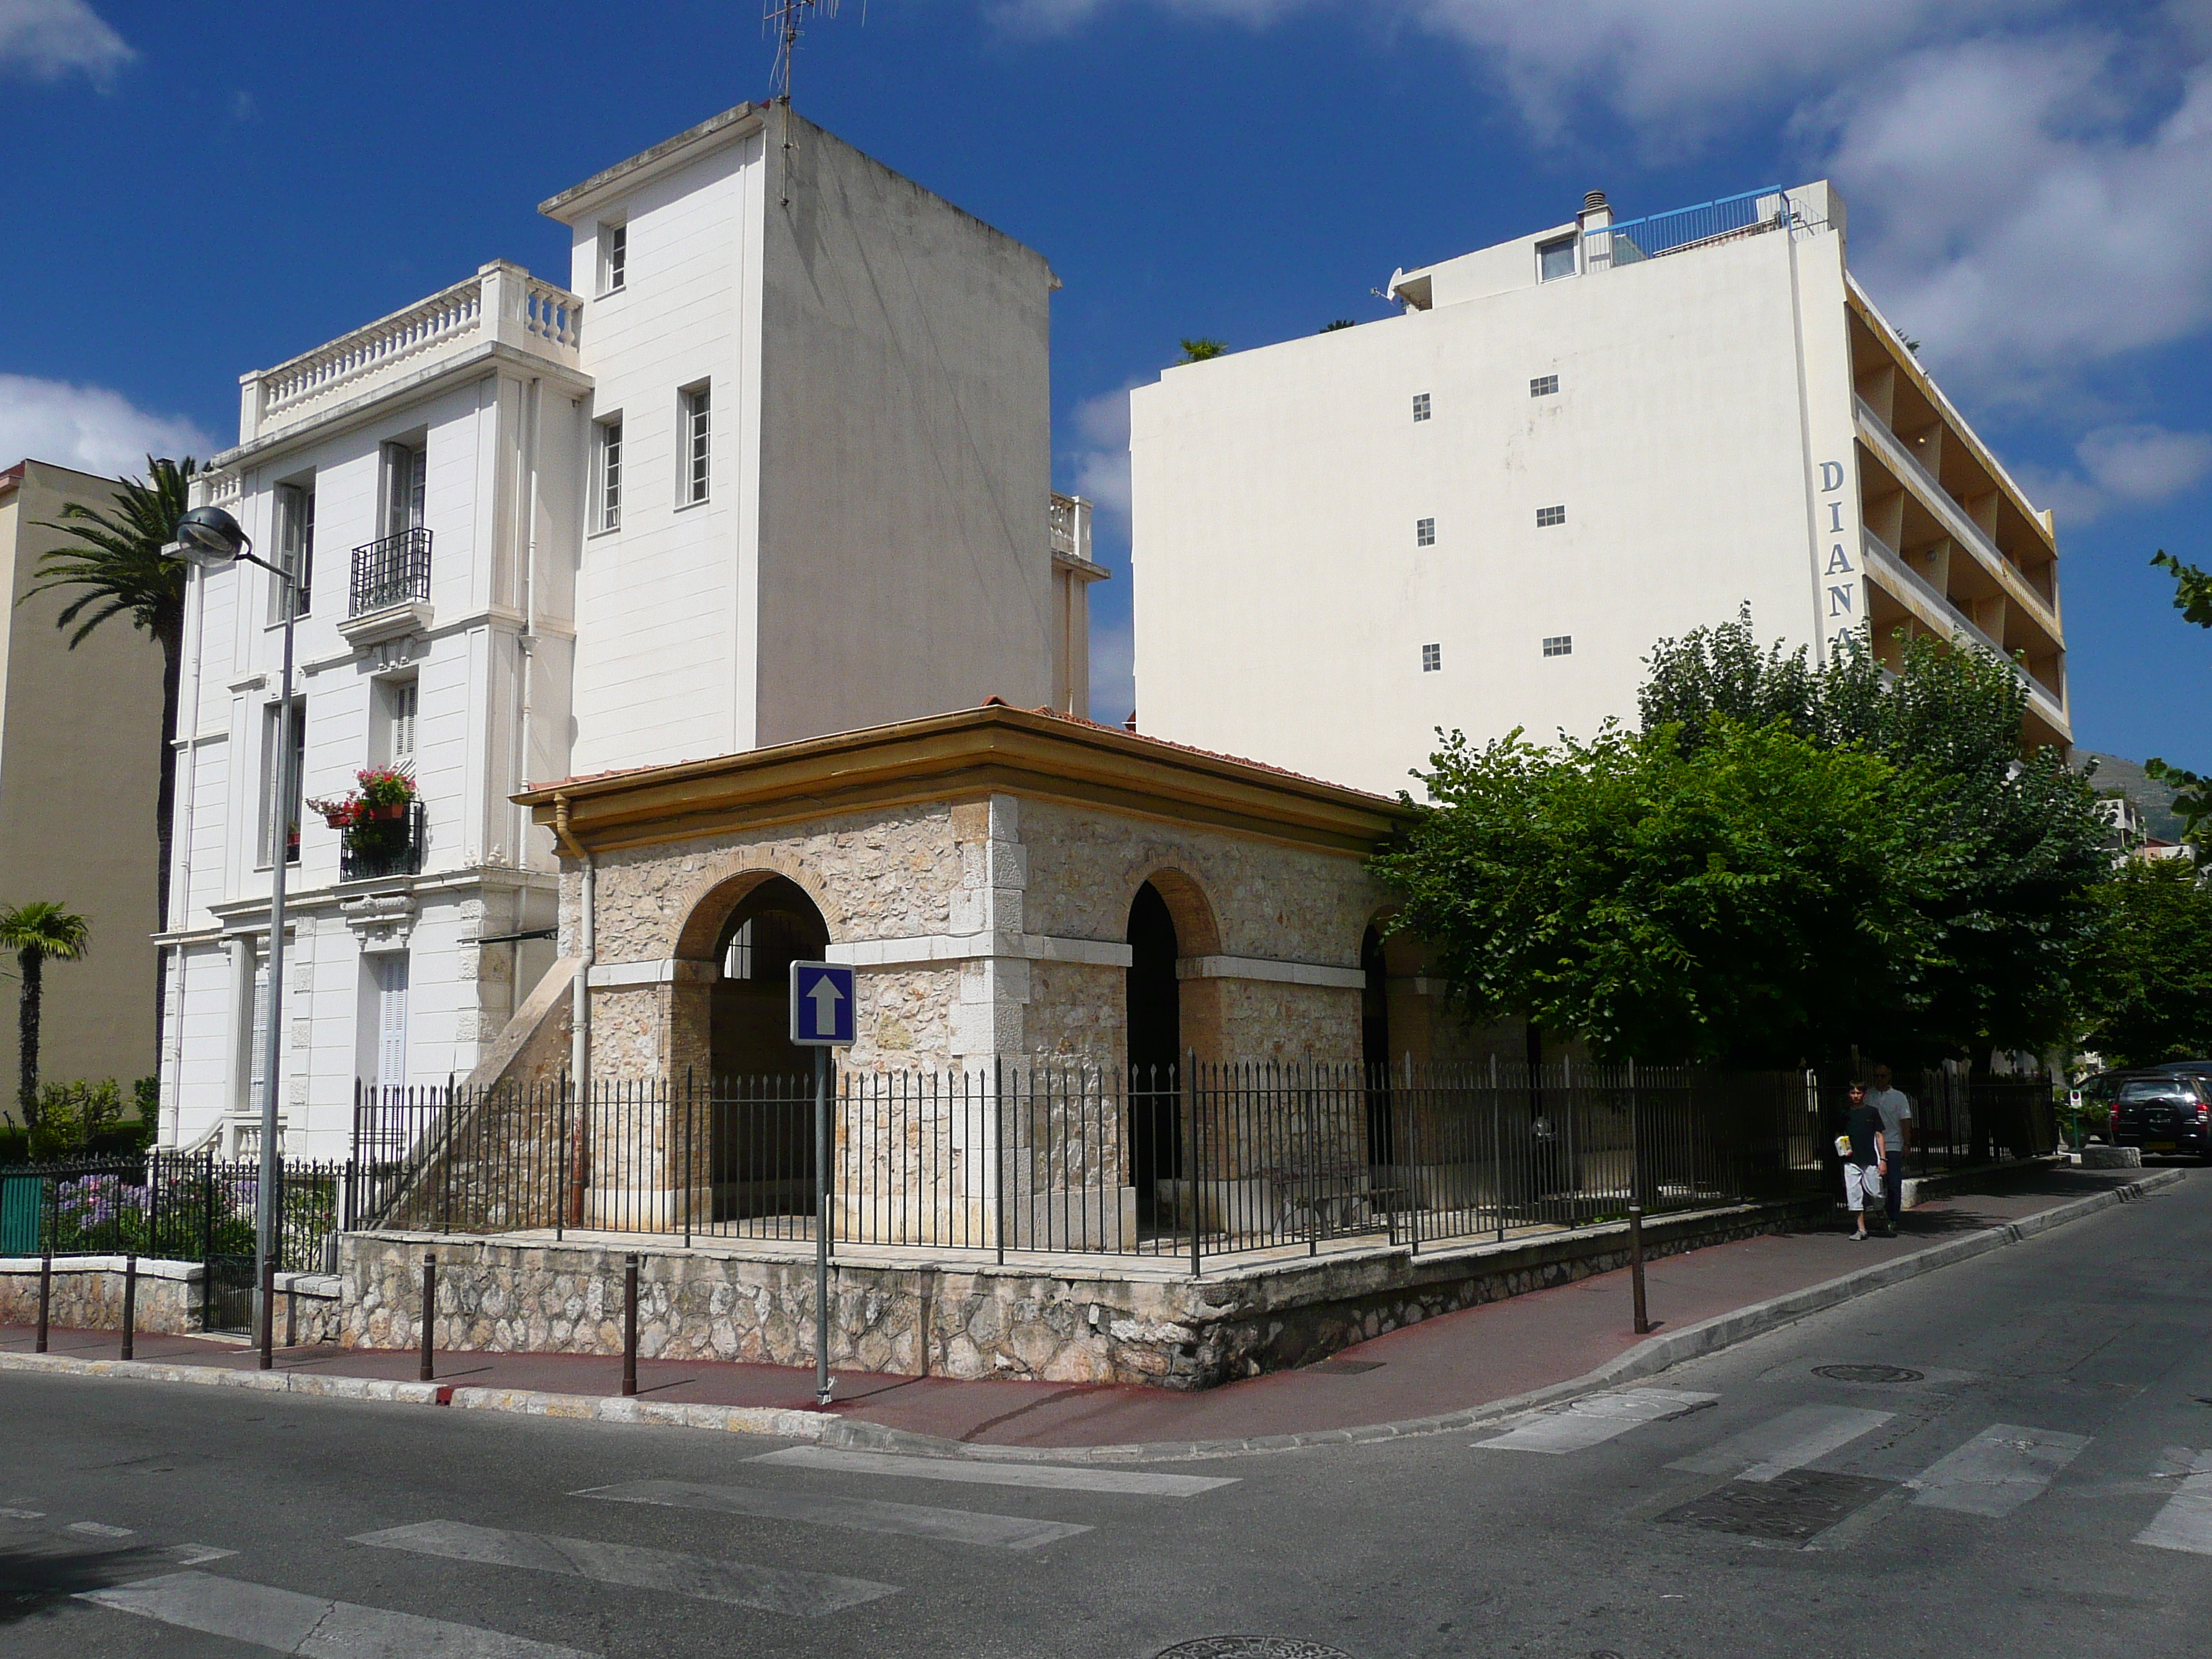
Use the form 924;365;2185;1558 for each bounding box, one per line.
1370;718;1932;1064
2077;858;2212;1065
28;1077;125;1161
1177;338;1227;363
0;902;91;1126
26;456;197;994
2144;549;2212;848
1642;613;2110;1058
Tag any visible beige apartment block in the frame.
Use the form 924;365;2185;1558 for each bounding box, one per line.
1130;182;2069;798
0;459;164;1113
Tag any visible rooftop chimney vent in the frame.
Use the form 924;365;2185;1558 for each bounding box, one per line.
1583;190;1608;212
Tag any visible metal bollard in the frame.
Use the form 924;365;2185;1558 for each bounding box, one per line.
259;1256;276;1371
120;1254;138;1362
419;1251;436;1382
35;1249;52;1354
1629;1203;1650;1335
621;1253;639;1398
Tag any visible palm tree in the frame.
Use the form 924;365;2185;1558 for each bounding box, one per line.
0;902;91;1128
26;455;195;1061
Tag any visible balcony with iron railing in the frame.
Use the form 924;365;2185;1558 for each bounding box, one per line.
344;526;433;643
236;261;583;447
340;801;427;883
1579;185;1791;272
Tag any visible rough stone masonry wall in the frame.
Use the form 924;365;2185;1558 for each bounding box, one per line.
339;1199;1818;1389
0;1259;204;1335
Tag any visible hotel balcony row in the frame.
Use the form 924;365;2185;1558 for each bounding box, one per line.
1844;283;2069;748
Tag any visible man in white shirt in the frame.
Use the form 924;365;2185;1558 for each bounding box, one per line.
1868;1064;1915;1221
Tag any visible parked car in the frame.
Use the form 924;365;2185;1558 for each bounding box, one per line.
2087;1063;2212;1161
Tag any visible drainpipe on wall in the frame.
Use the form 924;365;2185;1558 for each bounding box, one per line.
554;793;592;1093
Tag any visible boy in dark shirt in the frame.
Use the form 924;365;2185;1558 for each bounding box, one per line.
1843;1082;1890;1240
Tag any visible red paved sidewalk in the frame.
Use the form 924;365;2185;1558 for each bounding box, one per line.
2;1166;2166;1449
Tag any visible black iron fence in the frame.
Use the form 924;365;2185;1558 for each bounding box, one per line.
349;1061;1840;1267
349;526;432;616
0;1151;348;1332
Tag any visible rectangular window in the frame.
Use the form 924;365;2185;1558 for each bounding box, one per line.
1542;635;1573;657
391;680;418;766
599;221;627;295
680;382;711;505
382;441;426;536
260;698;305;866
1537;504;1566;527
1421;643;1441;673
274;481;315;618
1416;517;1436;547
374;955;410;1090
1538;237;1577;282
1411;392;1431;423
1529;374;1559;397
247;957;269;1101
594;416;623;533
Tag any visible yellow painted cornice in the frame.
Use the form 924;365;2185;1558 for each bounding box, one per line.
518;704;1416;858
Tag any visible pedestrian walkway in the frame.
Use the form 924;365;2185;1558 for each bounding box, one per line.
0;1165;2178;1455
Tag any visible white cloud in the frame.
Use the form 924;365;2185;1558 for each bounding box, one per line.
991;0;1295;37
1088;618;1136;727
0;0;132;82
0;375;214;479
1063;382;1138;523
2017;422;2212;523
1813;35;2212;399
1411;0;2035;144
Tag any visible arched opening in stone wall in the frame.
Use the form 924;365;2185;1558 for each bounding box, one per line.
709;876;832;1078
706;875;830;1223
1126;880;1183;1220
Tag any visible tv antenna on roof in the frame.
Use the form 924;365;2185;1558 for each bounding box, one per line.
764;0;849;206
766;0;840;106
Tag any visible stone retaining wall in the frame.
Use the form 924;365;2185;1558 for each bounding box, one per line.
0;1257;341;1344
340;1198;1824;1389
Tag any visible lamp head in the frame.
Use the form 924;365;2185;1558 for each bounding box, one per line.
175;505;249;566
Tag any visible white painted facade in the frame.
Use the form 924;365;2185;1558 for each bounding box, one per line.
1129;182;2069;799
161;104;1102;1156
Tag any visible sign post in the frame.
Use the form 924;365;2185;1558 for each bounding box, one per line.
790;960;855;1406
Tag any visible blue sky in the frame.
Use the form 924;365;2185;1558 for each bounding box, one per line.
4;0;2208;771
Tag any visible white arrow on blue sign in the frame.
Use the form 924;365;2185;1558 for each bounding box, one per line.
788;961;856;1046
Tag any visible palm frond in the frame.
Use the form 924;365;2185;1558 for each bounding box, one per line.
22;454;197;644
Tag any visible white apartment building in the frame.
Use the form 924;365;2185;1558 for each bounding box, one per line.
1129;183;2068;798
160;104;1104;1156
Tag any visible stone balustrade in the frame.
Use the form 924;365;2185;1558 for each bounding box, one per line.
238;262;583;445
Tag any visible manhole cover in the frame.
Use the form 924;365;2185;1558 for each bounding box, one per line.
1308;1359;1385;1375
1813;1364;1925;1385
1659;1470;1892;1542
1156;1642;1354;1659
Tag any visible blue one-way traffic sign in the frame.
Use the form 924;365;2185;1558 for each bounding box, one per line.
788;961;855;1046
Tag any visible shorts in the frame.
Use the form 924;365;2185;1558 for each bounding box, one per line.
1845;1161;1886;1213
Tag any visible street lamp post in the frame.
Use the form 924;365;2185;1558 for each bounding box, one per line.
175;505;298;1370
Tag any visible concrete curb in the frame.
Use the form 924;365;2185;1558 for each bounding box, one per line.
1;1169;2182;1458
822;1166;2191;1463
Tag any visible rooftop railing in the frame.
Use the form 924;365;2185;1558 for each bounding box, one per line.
1586;185;1788;271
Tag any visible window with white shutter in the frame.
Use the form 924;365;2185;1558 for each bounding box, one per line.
392;681;417;765
374;956;410;1089
248;961;269;1101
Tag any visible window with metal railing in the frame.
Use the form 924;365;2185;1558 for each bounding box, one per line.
349;527;433;617
341;800;426;882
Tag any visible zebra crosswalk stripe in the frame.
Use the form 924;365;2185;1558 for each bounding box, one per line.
1475;1389;1720;1455
1908;1424;2090;1518
2136;1449;2212;1555
79;1570;595;1658
578;1478;1091;1550
1668;1405;1894;1483
751;1446;1236;1497
350;1519;899;1617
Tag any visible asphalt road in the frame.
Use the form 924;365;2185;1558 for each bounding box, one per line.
5;1172;2210;1659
